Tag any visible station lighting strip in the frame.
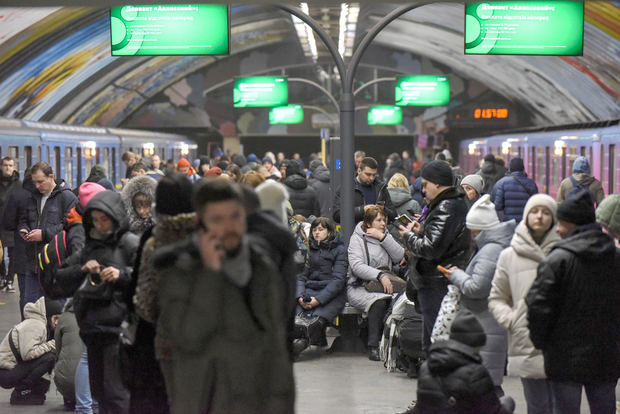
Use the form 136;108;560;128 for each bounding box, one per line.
338;3;359;58
292;3;319;61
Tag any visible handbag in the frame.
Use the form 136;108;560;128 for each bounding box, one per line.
430;284;462;343
74;273;114;301
74;273;126;332
294;313;322;341
362;237;407;294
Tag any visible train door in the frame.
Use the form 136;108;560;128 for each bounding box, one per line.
24;146;33;170
112;147;117;185
545;146;551;193
560;146;567;181
65;147;73;188
53;146;61;178
530;146;536;180
76;147;83;187
609;144;616;195
8;146;19;175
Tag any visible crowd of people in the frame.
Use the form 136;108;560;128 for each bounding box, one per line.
0;146;616;414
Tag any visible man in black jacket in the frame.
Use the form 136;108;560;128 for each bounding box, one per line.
398;160;471;352
282;160;320;218
308;160;332;218
526;191;619;414
0;157;21;292
333;156;395;225
18;162;77;306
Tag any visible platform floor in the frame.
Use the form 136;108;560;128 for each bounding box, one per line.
0;283;612;413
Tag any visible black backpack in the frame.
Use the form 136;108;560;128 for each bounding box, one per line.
38;230;71;299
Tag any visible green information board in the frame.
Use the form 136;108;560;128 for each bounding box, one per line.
110;4;229;56
395;76;450;106
465;1;583;55
233;77;288;108
269;105;304;124
368;106;403;125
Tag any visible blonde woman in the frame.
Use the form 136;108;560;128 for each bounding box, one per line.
387;173;421;217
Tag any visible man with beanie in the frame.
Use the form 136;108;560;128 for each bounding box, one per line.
460;174;484;204
526;191;620;414
401;309;515;414
333;156;395;225
477;154;504;194
556;156;605;206
176;158;198;181
398;160;471;353
491;157;538;223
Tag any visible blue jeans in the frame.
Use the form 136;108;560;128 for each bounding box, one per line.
521;378;553;414
24;271;43;306
550;379;617;414
75;344;97;414
417;285;448;353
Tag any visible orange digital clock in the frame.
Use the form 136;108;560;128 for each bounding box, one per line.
474;108;509;119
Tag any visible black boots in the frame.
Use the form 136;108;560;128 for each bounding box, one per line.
368;346;380;361
10;377;50;405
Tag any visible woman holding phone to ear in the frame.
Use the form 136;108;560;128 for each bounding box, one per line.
347;206;404;361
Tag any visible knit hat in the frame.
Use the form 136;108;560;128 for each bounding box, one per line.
97;178;115;191
572;156;591;174
450;308;486;347
466;194;499;230
177;158;190;168
256;180;289;224
522;194;557;223
557;191;596;225
284;159;303;177
421;160;453;186
232;154;247;167
483;153;495;163
262;157;273;165
460;174;484;196
44;297;63;320
247;153;258;163
155;173;194;216
309;159;323;172
509;157;524;172
596;194;620;237
204;167;223;177
79;182;106;211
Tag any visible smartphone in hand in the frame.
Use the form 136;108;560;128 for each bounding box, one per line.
437;265;451;275
396;214;414;226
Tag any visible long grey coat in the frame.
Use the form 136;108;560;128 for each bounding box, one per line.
450;220;515;386
347;222;404;313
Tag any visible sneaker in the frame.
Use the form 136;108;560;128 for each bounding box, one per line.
397;400;418;414
368;346;380;361
6;282;14;293
10;387;45;405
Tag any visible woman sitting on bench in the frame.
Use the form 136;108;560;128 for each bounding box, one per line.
293;217;348;357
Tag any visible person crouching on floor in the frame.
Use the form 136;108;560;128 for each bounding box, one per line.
0;297;62;405
405;308;515;414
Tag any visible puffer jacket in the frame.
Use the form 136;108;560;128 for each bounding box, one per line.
120;175;157;235
491;172;538;222
556;173;605;206
526;224;620;384
53;300;81;399
488;218;560;378
308;165;333;218
283;174;320;218
387;187;421;217
296;233;348;321
333;178;396;224
2;179;32;274
18;179;78;272
73;191;139;339
449;220;515;385
403;188;471;289
0;170;20;247
416;340;507;414
0;297;55;369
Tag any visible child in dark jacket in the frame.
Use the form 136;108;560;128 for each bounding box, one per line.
402;309;515;414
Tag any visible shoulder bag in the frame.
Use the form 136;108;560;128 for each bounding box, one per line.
362;237;406;294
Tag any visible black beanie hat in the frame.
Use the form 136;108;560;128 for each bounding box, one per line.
284;159;303;177
156;173;194;216
483;153;495;162
450;308;486;348
44;298;63;319
557;190;596;225
421;160;453;187
509;157;525;172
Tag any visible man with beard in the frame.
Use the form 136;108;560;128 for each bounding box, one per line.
155;179;294;414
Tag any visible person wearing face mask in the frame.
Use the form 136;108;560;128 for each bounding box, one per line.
347;206;405;361
73;191;140;414
120;175;157;236
488;194;560;414
293;217;347;357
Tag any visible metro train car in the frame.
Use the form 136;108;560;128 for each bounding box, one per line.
0;117;197;188
459;121;620;199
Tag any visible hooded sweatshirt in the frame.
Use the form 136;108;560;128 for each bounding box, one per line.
0;297;55;369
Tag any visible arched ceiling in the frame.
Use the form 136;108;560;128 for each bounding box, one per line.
0;2;618;133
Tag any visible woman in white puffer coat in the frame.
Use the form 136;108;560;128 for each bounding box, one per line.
488;194;560;414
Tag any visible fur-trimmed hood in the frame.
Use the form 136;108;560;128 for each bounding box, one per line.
152;212;197;248
121;175;157;234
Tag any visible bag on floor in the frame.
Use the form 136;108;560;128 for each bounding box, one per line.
379;293;414;373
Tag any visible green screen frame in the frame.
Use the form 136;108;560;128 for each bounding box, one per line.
395;75;450;107
269;105;304;124
233;76;289;108
368;106;403;125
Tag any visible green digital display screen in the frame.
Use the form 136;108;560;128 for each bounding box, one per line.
233;77;288;108
269;105;304;124
368;106;403;125
465;1;583;55
395;76;450;106
110;4;229;56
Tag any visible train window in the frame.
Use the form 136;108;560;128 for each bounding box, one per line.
600;144;605;185
112;147;117;185
552;153;560;187
537;147;544;184
530;147;536;179
65;147;72;186
96;147;101;165
53;147;61;178
568;147;577;174
545;146;551;193
37;146;41;163
85;153;93;180
24;146;32;169
8;146;19;173
610;144;616;195
580;146;586;156
102;147;110;178
76;147;83;186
